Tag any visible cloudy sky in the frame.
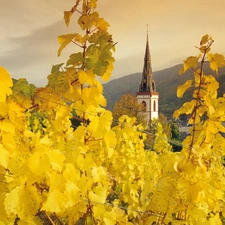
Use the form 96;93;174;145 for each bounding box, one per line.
1;0;225;86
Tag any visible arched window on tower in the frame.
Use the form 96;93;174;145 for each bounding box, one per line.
143;80;147;91
141;101;147;111
153;100;156;111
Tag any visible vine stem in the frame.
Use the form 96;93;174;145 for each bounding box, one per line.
188;40;214;159
53;212;64;225
44;212;56;225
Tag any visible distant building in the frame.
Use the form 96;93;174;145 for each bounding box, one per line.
136;34;159;126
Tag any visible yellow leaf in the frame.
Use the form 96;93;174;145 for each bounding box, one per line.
92;166;107;183
42;189;66;213
49;150;65;172
57;34;78;56
179;67;185;75
28;152;50;175
200;34;209;46
78;70;86;85
183;56;198;73
101;61;114;82
4;186;21;215
93;204;105;218
86;69;96;85
0;144;9;168
63;163;80;183
64;11;73;27
64;0;81;26
208;53;225;74
207;80;219;93
88;0;97;9
104;130;117;158
98;18;110;32
177;80;192;98
0;119;15;133
8;102;26;133
65;182;80;207
89;184;107;204
208;213;222;225
0;103;8;117
0;66;13;102
103;211;117;225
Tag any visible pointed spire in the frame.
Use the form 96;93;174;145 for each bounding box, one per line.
139;30;156;92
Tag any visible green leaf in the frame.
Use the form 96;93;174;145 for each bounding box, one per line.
51;63;64;74
177;80;192;98
67;52;83;66
13;78;36;97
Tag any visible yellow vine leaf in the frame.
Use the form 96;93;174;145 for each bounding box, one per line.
104;130;117;158
177;80;192;98
200;34;209;46
49;150;66;172
4;185;42;221
207;79;219;94
88;184;107;204
0;103;8;117
204;96;215;115
58;34;78;56
65;182;80;207
4;186;20;216
42;189;66;213
86;69;96;85
103;211;117;225
101;61;114;82
180;56;198;74
0;66;13;102
78;70;86;85
208;213;222;225
98;18;110;32
93;204;105;218
63;163;80;183
207;53;225;74
64;0;81;27
0;144;9;168
64;11;73;27
8;102;26;133
28;152;50;175
88;0;97;9
0;119;15;133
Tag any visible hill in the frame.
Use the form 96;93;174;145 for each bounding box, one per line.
103;63;225;117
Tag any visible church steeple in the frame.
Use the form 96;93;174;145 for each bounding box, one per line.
139;34;156;92
136;31;159;125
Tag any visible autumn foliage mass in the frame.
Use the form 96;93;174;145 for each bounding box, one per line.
1;0;225;224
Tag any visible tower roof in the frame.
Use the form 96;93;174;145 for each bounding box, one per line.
139;34;156;92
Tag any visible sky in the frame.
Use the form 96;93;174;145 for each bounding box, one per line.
1;0;225;86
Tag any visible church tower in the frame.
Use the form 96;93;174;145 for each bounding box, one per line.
136;34;159;126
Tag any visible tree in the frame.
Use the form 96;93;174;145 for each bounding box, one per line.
158;113;172;139
112;93;146;125
169;122;182;151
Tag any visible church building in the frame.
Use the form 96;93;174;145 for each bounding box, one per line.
136;34;159;126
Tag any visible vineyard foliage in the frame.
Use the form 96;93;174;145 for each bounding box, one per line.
1;1;225;224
